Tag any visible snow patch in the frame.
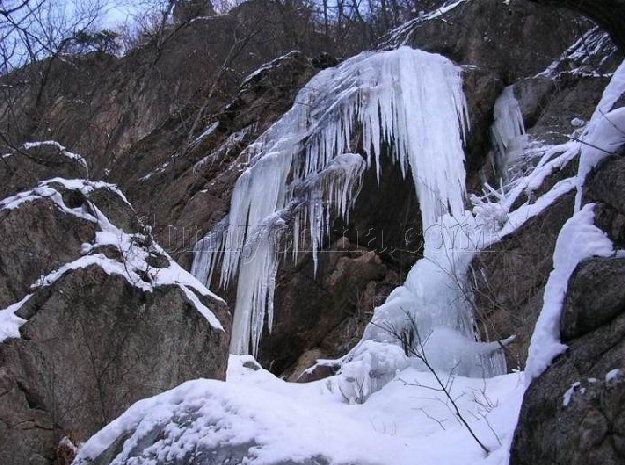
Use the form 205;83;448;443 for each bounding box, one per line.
606;368;622;384
525;204;613;384
0;294;32;342
562;381;581;406
23;140;88;169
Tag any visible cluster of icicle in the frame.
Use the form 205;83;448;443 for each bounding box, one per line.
192;46;470;356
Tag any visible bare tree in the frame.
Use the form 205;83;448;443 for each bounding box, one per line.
375;311;491;454
0;0;105;71
0;0;105;154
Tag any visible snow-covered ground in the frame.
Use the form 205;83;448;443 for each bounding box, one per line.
73;355;525;465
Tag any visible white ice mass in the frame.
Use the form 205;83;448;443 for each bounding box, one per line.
192;46;470;357
491;86;526;181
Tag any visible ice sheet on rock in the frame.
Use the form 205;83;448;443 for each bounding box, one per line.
337;340;409;404
539;27;618;79
0;185;99;223
192;121;219;145
179;285;224;331
339;211;509;402
192;124;255;174
606;368;623;384
491;86;527;181
293;152;366;274
575;106;625;211
193;46;469;355
240;51;300;89
501;177;576;236
381;0;470;48
562;381;581;406
338;133;589;401
190;217;228;288
575;59;625;210
524;204;613;384
47;177;132;206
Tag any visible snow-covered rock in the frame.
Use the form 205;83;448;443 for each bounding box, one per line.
0;178;230;465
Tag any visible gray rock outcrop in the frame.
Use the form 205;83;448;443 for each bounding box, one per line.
0;155;230;465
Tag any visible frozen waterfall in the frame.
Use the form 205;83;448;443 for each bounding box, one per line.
491;86;526;181
193;46;473;356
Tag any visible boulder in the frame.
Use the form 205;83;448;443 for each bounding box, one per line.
0;179;230;465
586;155;625;247
1;267;228;465
70;374;350;465
562;257;625;340
0;196;96;309
510;256;625;465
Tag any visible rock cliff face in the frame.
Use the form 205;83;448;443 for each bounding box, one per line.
1;0;621;379
469;22;619;368
0;145;230;465
2;1;625;463
509;148;625;465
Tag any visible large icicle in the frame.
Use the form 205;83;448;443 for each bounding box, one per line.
491;86;526;181
193;46;469;356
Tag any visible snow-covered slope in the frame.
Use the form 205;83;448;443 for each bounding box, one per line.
73;355;524;465
72;42;625;464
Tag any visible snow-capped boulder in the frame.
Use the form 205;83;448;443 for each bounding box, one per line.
0;178;230;465
71;376;341;465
